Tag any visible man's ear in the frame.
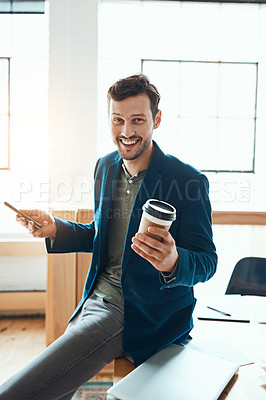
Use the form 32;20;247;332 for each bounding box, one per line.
154;110;162;130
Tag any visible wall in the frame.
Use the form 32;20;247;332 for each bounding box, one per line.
2;1;266;299
0;0;99;300
195;224;266;298
48;0;99;211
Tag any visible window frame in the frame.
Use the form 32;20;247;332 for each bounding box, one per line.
0;0;45;14
0;56;10;171
141;58;258;174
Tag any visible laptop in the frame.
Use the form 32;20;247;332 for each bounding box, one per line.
107;344;238;400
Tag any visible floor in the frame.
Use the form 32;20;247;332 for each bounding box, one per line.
0;317;113;388
0;317;46;385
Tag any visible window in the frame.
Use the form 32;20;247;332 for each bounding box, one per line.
0;0;45;14
0;57;9;169
142;59;257;172
0;4;49;235
98;0;266;211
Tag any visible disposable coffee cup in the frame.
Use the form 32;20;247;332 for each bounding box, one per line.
138;199;176;242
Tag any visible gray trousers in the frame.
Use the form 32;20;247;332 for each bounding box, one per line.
0;293;125;400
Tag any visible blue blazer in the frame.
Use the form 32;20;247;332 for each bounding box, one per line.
47;141;217;365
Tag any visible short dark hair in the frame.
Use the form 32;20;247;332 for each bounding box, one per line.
107;74;161;121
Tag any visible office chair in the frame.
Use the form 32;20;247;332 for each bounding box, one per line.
225;257;266;296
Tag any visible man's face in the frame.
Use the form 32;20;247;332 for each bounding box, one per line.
109;94;161;161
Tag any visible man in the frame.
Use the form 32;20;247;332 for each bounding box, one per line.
0;74;217;400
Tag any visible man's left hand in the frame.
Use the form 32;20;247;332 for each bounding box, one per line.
131;226;178;273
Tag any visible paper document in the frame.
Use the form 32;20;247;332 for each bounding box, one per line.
196;294;251;322
245;296;266;323
186;336;253;366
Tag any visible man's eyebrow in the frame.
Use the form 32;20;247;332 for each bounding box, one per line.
111;113;146;117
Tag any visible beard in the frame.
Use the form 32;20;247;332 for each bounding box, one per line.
115;135;153;161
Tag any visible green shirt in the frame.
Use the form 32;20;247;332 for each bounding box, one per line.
94;164;146;307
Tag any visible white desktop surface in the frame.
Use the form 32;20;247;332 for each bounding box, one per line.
193;297;266;400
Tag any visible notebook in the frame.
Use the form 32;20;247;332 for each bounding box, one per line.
107;344;238;400
196;294;251;323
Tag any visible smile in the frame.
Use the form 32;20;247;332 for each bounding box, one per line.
119;139;140;146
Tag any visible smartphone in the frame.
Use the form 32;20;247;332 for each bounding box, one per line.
4;201;42;229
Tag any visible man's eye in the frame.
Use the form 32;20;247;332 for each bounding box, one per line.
113;118;123;123
133;118;144;123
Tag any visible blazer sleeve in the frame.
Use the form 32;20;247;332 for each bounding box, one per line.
46;159;100;254
46;218;95;254
160;173;217;289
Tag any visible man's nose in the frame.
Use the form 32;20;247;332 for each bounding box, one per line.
121;122;135;137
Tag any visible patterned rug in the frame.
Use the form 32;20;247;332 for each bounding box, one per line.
73;382;113;400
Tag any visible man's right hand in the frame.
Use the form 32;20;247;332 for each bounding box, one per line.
16;210;57;239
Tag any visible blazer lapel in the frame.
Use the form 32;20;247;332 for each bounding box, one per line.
122;142;165;271
98;154;122;263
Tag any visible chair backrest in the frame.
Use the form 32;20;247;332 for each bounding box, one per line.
225;257;266;296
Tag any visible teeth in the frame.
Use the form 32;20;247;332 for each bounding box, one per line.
121;139;138;145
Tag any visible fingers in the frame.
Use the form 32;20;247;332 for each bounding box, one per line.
131;242;158;264
16;215;35;230
28;220;48;238
148;226;171;241
133;233;162;252
16;214;27;225
133;227;172;249
131;232;164;262
15;208;55;238
16;214;42;234
131;228;178;272
28;221;36;233
16;209;47;228
27;221;41;236
131;235;164;261
16;215;38;229
131;242;161;262
19;209;42;218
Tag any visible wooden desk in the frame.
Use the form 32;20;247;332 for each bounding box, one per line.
192;304;266;400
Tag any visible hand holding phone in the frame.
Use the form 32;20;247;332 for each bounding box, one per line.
4;202;42;229
4;202;57;238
